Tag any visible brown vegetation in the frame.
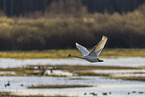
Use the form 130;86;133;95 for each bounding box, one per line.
0;65;139;76
28;85;92;89
113;76;145;81
0;3;145;50
0;92;62;97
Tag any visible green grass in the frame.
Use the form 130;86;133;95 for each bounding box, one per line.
28;85;93;89
0;48;145;59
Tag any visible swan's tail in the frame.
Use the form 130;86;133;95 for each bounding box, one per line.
97;58;104;62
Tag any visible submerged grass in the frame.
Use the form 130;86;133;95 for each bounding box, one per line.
0;48;145;59
28;85;93;89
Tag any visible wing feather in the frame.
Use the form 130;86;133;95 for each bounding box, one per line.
76;43;89;56
88;36;108;57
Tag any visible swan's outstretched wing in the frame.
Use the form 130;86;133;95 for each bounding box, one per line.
76;43;89;56
88;36;108;57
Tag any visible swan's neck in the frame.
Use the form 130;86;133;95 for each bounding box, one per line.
69;54;83;59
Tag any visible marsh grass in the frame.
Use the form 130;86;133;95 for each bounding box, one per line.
0;49;79;58
102;49;145;57
0;68;35;76
0;74;16;76
0;92;67;97
76;72;110;76
0;65;139;76
0;92;12;97
113;76;145;81
0;49;145;59
1;65;145;82
28;85;93;89
57;65;139;72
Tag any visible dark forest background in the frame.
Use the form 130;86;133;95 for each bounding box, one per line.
0;0;145;16
0;0;145;50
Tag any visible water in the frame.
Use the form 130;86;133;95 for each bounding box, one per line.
0;57;145;96
1;76;145;97
0;57;145;68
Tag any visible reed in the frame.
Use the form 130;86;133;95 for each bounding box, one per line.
0;49;144;59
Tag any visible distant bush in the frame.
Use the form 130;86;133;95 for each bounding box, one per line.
0;3;145;50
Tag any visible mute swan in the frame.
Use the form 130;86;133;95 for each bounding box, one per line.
68;35;108;62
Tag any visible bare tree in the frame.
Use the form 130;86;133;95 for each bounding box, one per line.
45;0;88;17
10;0;14;16
0;10;5;16
2;0;7;16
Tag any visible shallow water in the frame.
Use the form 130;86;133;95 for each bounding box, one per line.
0;76;145;97
0;57;145;96
0;57;145;68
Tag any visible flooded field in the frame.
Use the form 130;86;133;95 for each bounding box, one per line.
0;57;145;97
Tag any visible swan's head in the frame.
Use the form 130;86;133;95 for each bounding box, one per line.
68;54;71;57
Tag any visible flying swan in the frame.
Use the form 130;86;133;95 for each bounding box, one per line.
68;36;108;62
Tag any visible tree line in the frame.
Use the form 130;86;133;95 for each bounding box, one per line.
0;0;145;17
0;1;145;50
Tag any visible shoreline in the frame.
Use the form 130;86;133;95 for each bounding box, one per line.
0;49;144;59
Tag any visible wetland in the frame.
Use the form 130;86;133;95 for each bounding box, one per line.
0;49;145;97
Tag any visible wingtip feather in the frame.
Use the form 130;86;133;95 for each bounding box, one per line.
76;42;79;46
102;35;108;40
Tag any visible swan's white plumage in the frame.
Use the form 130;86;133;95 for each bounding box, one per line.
69;35;108;62
88;35;108;57
76;43;89;56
